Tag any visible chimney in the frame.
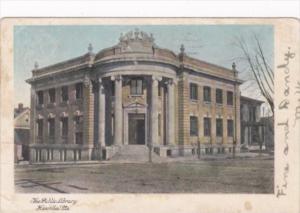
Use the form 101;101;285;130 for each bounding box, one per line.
18;103;23;111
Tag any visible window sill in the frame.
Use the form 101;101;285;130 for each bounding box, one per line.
190;99;198;103
59;101;69;107
129;94;143;97
47;103;56;108
36;104;44;110
72;99;83;105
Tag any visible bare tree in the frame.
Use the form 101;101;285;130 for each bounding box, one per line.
235;35;274;114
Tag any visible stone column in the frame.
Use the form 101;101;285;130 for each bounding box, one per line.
112;75;123;145
151;76;161;146
98;78;106;147
30;85;36;144
177;72;190;155
167;79;175;145
82;75;94;160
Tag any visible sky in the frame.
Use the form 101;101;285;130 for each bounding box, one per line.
14;25;273;112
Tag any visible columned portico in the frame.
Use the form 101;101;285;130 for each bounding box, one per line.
112;75;123;145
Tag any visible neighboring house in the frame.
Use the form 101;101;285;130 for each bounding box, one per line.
14;103;30;162
240;96;264;149
260;116;274;151
26;29;243;163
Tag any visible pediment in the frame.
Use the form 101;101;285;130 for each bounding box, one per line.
123;101;147;109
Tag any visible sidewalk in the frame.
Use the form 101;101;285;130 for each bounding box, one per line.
15;151;273;172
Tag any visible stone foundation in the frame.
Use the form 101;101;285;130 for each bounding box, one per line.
153;144;240;157
29;144;94;163
29;144;240;163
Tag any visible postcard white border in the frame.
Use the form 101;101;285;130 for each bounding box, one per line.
0;18;299;213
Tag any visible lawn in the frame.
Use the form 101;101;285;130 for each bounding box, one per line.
15;157;274;193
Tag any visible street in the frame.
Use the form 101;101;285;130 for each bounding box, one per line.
15;156;274;193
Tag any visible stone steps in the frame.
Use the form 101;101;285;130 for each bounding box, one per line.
110;145;165;162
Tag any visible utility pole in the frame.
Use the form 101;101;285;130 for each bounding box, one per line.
148;143;152;163
232;62;238;159
148;98;152;163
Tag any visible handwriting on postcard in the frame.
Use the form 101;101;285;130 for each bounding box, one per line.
276;47;296;198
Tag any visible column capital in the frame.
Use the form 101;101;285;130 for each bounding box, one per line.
83;74;91;87
152;75;162;82
111;75;122;81
97;76;103;83
166;78;177;85
97;76;105;88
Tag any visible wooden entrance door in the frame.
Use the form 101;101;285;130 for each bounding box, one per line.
128;114;145;145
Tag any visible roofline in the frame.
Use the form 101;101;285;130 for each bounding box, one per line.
14;108;30;120
33;53;92;72
241;96;265;104
27;40;241;84
183;54;234;73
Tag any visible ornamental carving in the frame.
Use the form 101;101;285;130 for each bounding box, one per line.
119;28;154;43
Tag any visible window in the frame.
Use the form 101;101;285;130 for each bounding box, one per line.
204;117;211;136
48;118;55;138
190;83;198;100
130;79;143;95
203;86;211;102
227;119;234;137
37;119;43;137
190;116;198;136
216;89;223;104
75;132;83;144
61;117;68;137
227;91;233;105
158;114;161;136
61;86;68;102
251;107;256;121
111;81;115;96
75;83;83;99
216;118;223;137
158;85;161;96
49;88;56;103
74;115;83;125
37;91;44;105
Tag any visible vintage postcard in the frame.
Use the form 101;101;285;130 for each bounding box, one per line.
0;18;299;213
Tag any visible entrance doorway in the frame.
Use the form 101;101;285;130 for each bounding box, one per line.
128;113;145;145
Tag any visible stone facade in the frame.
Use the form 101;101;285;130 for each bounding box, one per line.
26;29;243;163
